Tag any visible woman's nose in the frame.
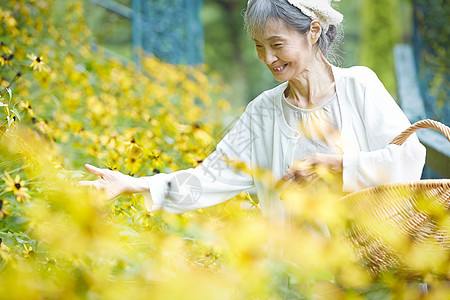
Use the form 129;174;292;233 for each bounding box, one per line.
260;50;277;65
265;51;278;65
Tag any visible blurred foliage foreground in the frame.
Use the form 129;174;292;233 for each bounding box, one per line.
1;1;449;299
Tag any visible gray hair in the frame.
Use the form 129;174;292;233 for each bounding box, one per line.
244;0;343;62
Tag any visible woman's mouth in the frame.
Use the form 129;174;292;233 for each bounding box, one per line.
272;64;287;73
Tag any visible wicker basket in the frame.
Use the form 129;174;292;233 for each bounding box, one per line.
340;119;450;277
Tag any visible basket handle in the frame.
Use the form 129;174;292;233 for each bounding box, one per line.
390;119;450;145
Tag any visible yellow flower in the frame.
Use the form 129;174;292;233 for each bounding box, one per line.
3;13;17;28
19;101;35;117
0;199;11;218
0;42;12;54
0;80;9;88
2;171;31;201
125;156;141;176
0;237;11;262
126;138;143;159
192;124;213;146
22;244;34;258
102;156;118;171
0;54;12;66
27;53;45;72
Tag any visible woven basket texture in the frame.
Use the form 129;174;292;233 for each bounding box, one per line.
341;119;450;277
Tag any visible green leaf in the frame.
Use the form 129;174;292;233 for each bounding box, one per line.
5;215;30;232
15;236;29;244
6;87;12;100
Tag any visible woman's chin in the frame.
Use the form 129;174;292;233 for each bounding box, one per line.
271;73;289;82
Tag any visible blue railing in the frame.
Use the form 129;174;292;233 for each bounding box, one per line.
90;0;203;65
394;45;450;179
394;0;449;179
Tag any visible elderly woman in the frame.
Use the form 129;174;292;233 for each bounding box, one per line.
80;0;425;215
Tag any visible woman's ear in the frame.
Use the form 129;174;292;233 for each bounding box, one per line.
308;19;322;45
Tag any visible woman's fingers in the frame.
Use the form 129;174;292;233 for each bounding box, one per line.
78;165;122;200
78;180;94;187
84;164;106;177
78;180;104;190
292;169;312;183
277;158;317;188
276;170;295;189
80;165;108;190
293;159;314;171
278;153;343;194
80;165;143;200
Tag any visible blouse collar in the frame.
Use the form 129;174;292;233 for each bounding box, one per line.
274;65;355;153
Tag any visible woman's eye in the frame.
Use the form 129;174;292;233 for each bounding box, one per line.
273;43;282;48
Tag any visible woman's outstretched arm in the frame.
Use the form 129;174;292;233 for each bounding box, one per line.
80;104;256;213
79;164;150;199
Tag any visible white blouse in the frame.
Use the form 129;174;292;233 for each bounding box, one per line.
142;65;426;216
281;92;342;160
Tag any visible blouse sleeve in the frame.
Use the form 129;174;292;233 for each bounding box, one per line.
141;105;255;213
342;68;426;191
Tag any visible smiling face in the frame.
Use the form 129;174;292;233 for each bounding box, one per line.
253;18;316;82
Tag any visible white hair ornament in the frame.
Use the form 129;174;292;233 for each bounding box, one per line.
247;0;343;33
286;0;343;32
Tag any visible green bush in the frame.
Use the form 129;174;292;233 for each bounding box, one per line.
359;0;401;97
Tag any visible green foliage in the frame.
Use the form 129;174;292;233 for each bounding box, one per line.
202;0;277;105
83;0;133;59
359;0;401;97
338;1;362;68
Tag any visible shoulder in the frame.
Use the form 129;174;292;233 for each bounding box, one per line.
334;65;395;115
335;65;381;87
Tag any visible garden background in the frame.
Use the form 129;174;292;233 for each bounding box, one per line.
0;0;449;299
84;0;410;105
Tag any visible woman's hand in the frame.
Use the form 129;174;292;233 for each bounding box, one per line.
277;153;343;188
78;164;149;200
